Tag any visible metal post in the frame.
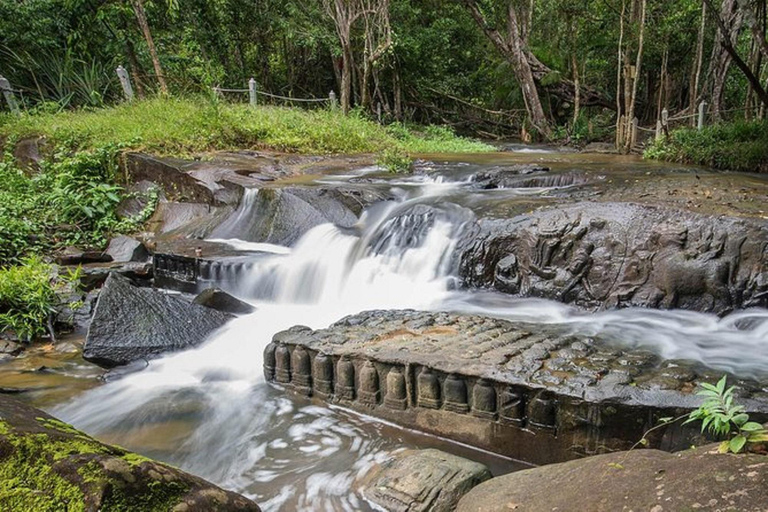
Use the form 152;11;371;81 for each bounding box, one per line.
249;78;257;108
115;66;134;102
329;90;337;109
0;76;20;115
698;101;707;130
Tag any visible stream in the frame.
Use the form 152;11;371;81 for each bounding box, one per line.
30;149;768;510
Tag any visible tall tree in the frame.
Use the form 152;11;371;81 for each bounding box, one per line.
130;0;168;94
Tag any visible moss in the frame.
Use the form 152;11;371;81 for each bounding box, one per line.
0;418;191;511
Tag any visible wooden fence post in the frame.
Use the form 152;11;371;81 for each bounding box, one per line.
329;90;337;109
661;108;669;137
655;120;663;140
115;66;134;102
0;76;20;115
630;117;638;149
249;78;257;108
616;115;625;149
698;101;707;130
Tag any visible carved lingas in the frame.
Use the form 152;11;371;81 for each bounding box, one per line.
313;353;334;399
443;374;470;413
417;367;441;409
335;356;355;400
499;387;525;426
384;367;407;410
263;342;277;381
274;344;291;383
471;379;497;419
359;360;380;406
528;392;556;430
291;346;312;396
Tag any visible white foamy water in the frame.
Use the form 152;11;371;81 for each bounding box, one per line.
54;166;768;510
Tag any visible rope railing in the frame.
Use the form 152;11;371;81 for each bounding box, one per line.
212;79;337;108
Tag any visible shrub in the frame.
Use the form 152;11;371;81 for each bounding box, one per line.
377;148;413;173
0;257;60;341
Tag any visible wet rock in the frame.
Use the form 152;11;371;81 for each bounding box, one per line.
473;168;587;190
116;180;162;219
105;235;149;263
456;444;768;512
78;261;153;291
458;202;768;314
0;395;260;511
193;288;255;315
0;340;23;356
361;449;491;512
208;187;363;246
266;309;768;465
83;273;231;368
581;141;620;154
54;247;112;265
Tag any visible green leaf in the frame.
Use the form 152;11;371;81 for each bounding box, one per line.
729;435;747;453
718;441;730;453
733;413;749;426
741;422;764;432
716;376;727;394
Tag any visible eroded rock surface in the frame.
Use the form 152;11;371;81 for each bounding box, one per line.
84;273;231;367
459;202;768;314
361;449;491;512
456;444;768;512
0;395;260;511
265;310;768;464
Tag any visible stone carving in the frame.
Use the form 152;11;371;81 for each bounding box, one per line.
263;342;277;381
527;392;556;431
359;360;381;406
335;356;355;400
459;202;768;313
499;387;525;426
291;346;312;396
274;344;291;384
313;353;334;399
385;367;408;410
443;374;470;414
417;367;441;409
471;380;497;420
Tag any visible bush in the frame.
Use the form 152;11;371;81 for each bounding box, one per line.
0;257;60;341
377;148;413;173
644;121;768;173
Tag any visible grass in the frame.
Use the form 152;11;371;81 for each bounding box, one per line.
0;96;494;155
644;120;768;173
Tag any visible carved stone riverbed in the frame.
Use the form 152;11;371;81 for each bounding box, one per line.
264;309;768;465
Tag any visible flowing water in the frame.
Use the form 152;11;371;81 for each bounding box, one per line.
51;150;768;510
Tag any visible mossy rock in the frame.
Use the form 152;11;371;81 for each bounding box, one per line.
0;395;260;511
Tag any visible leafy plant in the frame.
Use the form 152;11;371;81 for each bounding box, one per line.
0;257;59;341
377;147;413;173
684;376;768;454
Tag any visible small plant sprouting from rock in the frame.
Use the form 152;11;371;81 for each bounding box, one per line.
377;148;413;173
684;376;768;454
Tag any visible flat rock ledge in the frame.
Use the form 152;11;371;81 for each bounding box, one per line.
361;449;491;512
265;309;768;465
456;444;768;512
0;395;260;511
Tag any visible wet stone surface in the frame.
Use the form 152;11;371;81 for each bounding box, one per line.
265;309;768;465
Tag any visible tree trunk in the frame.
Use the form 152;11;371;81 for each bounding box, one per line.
130;0;168;95
689;1;707;125
616;0;626;147
341;46;353;113
625;0;646;152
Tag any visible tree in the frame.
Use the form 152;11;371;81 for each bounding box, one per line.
130;0;168;94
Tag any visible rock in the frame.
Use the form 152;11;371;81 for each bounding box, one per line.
105;235;149;263
78;261;153;291
116;180;163;219
193;288;255;315
208;187;362;246
266;309;768;465
361;449;491;512
581;141;620;154
54;247;112;266
456;444;768;512
0;340;22;356
473;169;586;189
458;202;768;314
0;395;260;511
83;273;231;368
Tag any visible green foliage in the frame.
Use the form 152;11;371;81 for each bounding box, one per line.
377;148;413;173
684;376;768;454
645;121;768;173
0;257;59;342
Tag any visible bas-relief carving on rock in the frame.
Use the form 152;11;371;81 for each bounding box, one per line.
459;202;768;314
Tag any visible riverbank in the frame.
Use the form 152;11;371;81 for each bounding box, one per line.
644;120;768;173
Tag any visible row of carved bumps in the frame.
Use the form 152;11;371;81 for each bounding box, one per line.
263;342;557;430
154;254;198;281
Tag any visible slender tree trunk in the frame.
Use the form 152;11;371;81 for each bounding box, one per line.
572;52;580;126
689;1;707;125
130;0;168;95
625;0;646;152
341;46;353;113
657;48;668;120
125;37;146;99
616;0;626;147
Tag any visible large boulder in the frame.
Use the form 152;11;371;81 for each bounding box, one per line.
0;395;260;511
458;202;768;314
105;235;149;263
456;444;768;512
193;288;255;315
83;274;231;367
361;449;491;512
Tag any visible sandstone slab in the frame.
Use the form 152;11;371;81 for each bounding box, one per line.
362;449;491;512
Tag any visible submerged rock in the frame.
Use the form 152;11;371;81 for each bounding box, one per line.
458;202;768;314
193;288;255;315
83;273;231;368
0;395;260;511
456;444;768;512
361;449;491;512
